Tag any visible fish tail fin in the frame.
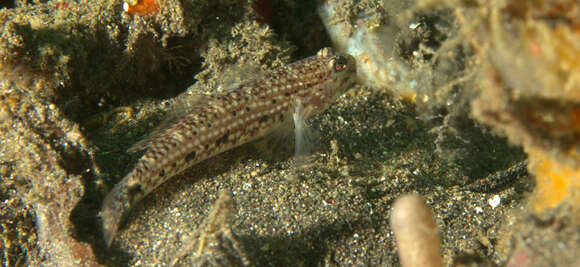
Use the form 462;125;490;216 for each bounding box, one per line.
100;182;130;247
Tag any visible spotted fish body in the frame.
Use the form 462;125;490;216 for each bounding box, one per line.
100;47;357;246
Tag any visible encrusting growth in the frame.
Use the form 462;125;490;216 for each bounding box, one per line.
170;189;249;266
100;47;357;246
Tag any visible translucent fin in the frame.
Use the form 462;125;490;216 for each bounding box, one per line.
293;100;308;167
100;182;129;247
293;99;320;169
127;93;212;153
252;100;320;169
128;62;262;153
251;113;295;162
218;64;262;94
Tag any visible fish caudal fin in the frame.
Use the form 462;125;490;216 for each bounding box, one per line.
100;182;130;247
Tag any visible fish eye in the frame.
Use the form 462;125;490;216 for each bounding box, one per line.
333;56;348;72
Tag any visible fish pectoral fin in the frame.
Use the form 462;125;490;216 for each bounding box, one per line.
293;99;321;168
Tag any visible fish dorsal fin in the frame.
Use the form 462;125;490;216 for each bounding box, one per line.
128;62;263;153
215;63;263;93
127;92;213;153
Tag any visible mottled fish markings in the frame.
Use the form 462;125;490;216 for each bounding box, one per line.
100;47;357;246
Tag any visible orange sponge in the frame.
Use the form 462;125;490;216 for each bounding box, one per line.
530;148;580;212
123;0;158;16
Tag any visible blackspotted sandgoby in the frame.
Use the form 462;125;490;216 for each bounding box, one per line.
100;47;357;246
